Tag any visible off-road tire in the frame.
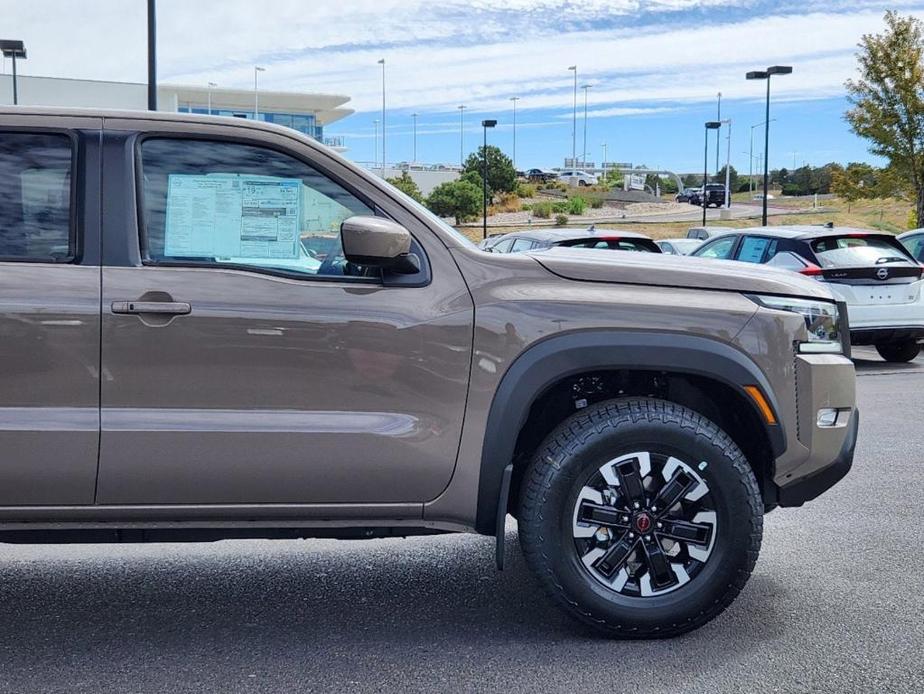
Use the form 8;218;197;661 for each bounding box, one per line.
518;397;763;638
875;340;920;363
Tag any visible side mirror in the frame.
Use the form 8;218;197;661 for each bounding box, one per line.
340;216;420;274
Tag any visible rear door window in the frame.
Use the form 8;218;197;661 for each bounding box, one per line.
0;132;74;261
736;236;778;264
510;238;535;253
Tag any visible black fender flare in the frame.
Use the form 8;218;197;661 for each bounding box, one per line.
475;330;786;535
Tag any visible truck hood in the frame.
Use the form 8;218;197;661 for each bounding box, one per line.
529;246;836;300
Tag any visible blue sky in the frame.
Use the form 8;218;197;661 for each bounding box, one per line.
5;0;924;173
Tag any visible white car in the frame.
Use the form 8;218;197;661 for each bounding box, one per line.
557;170;599;187
691;225;924;362
657;238;703;255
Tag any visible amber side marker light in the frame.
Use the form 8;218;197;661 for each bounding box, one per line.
744;385;778;425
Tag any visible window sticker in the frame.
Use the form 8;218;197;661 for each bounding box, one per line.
164;174;301;259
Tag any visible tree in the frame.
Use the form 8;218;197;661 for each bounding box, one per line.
846;11;924;223
385;171;423;203
425;179;482;224
462;145;517;198
714;165;739;191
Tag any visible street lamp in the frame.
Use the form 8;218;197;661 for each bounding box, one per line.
207;82;217;115
482;119;497;240
509;96;520;173
458;105;466;168
377;58;386;175
746;65;792;224
601;142;608;185
568;66;577;171
748;120;775;195
373;119;379;170
580;84;591;169
715;91;722;173
253;66;265;119
1;40;27;105
146;0;156;110
411;112;418;165
703;121;722;226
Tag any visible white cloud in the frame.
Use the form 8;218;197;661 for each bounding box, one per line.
3;0;924;120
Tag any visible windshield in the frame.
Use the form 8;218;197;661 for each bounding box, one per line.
811;235;913;267
557;238;660;252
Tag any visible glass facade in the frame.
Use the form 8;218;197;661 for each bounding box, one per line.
178;107;324;141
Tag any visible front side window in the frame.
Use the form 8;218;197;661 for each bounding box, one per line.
694;236;736;260
139;138;374;278
0;132;74;261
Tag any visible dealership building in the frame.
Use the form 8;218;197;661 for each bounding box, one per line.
0;74;352;151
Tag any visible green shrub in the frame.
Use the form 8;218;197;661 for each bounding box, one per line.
551;201;569;214
520;203;532;211
554;214;569;226
568;196;587;215
516;182;537;198
590;197;605;209
532;201;552;218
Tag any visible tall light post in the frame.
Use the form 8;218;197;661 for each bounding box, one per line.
722;119;732;209
703;121;722;226
748;120;775;194
458;105;466;168
601;142;608;185
373;119;379;170
411;112;418;165
207;82;217;115
0;40;26;106
568;66;577;171
146;0;156;110
481;119;497;240
580;84;591;169
377;58;386;175
253;66;265;119
746;65;792;225
715;91;722;174
509;96;520;173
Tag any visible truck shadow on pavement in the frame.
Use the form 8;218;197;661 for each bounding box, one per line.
0;530;786;691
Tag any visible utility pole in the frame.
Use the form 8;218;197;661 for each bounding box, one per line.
378;59;386;175
568;66;577;171
581;84;591;169
147;0;156;110
509;96;520;173
715;91;722;173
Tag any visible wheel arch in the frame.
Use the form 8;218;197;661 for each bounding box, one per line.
474;330;786;535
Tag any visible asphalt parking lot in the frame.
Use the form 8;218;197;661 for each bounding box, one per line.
0;347;920;693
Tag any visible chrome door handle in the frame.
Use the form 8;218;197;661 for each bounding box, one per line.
111;301;191;315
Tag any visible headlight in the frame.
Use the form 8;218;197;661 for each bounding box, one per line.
748;295;844;354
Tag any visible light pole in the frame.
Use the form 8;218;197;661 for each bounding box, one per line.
703;121;722;226
146;0;156;109
458;105;466;168
253;66;265;119
568;66;577;171
723;119;732;209
580;84;591;169
411;113;418;165
207;82;217;115
377;58;385;175
746;65;792;225
0;40;26;106
715;91;722;174
748;120;775;195
373;119;379;170
601;142;608;185
509;96;520;173
482;119;497;240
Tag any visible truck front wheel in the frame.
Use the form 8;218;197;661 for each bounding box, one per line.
518;397;762;638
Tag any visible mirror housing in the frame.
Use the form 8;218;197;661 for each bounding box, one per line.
340;216;419;274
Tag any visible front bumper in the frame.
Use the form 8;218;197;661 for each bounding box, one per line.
778;408;859;506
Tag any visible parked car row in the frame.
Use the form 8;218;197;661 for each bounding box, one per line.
480;222;924;363
676;184;728;207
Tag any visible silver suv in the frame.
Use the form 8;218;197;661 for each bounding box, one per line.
0;107;858;637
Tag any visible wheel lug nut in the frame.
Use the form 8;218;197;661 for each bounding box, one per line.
633;501;640;509
628;532;635;538
644;535;651;541
657;522;663;529
651;506;657;512
622;515;629;522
